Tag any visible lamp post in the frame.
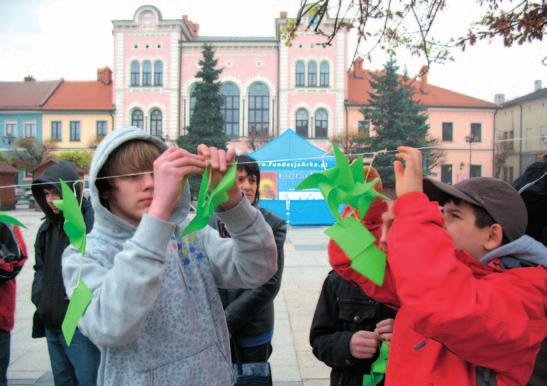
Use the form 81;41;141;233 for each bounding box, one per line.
465;134;476;178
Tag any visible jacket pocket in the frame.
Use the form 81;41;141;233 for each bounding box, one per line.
338;297;378;330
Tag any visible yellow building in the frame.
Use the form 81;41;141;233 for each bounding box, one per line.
42;68;114;151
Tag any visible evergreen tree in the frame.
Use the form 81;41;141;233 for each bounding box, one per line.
177;44;227;152
176;44;228;197
361;57;440;186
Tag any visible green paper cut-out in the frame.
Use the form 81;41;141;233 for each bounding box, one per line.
180;162;237;237
297;144;388;285
52;179;87;255
0;211;26;228
62;280;93;345
362;342;389;386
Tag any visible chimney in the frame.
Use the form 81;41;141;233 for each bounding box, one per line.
280;11;288;19
534;80;542;91
353;57;365;78
194;23;199;35
494;93;505;105
97;67;112;85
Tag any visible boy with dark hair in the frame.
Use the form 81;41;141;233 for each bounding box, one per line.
62;127;277;385
330;147;546;385
31;160;99;385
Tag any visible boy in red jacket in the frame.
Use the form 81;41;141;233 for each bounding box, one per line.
330;147;546;386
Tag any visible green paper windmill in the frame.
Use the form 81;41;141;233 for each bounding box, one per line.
0;211;26;228
180;162;238;237
362;342;389;386
296;144;387;286
51;179;93;345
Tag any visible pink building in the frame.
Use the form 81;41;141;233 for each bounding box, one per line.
113;5;496;181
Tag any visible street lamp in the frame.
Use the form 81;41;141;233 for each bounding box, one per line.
465;134;477;178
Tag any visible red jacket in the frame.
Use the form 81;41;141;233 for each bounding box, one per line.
0;225;27;332
330;193;546;386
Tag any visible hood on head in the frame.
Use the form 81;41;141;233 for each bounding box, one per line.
89;127;191;234
32;160;81;220
480;235;547;268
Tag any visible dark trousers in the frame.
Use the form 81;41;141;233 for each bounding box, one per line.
45;328;100;386
0;330;9;386
230;340;272;363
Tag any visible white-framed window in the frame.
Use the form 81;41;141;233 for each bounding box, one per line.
4;121;16;138
51;121;62;141
24;121;36;138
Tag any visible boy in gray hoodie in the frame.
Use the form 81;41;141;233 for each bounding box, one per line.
62;127;277;385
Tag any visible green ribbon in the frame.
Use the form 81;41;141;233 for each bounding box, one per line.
0;211;26;228
296;144;387;285
362;342;389;386
180;162;237;237
61;280;93;345
52;179;87;255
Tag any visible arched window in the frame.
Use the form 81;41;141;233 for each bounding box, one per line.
320;61;329;87
295;61;305;87
295;108;309;138
315;108;328;138
308;61;317;87
153;61;163;86
130;61;140;86
220;82;240;137
131;109;144;129
248;82;269;136
142;60;152;86
150;109;162;137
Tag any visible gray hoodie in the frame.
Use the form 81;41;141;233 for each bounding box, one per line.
62;127;277;385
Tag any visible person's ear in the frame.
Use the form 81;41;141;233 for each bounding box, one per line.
484;223;504;251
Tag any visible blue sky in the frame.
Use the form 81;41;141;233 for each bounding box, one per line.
0;0;544;103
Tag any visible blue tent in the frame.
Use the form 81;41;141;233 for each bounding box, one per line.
249;129;335;225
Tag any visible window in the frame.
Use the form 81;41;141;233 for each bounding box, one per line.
295;108;309;138
130;60;140;86
96;121;107;137
470;164;482;178
295;61;305;87
4;122;16;138
320;61;329;87
189;84;197;119
248;82;269;136
131;109;144;129
308;61;317;87
51;121;62;141
220;82;240;137
441;164;453;184
315;109;328;138
142;60;152;86
358;120;370;136
502;166;514;183
442;122;453;142
153;60;163;86
24;122;36;138
150;109;162;137
471;123;482;142
69;121;80;141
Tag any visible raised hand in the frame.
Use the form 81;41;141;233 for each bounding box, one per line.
394;146;424;197
196;145;241;210
148;147;207;221
349;330;379;359
375;318;395;342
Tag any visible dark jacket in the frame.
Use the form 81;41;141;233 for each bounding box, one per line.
0;224;27;332
310;270;396;386
215;207;286;342
31;160;94;338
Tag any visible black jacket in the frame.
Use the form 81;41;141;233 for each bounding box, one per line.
310;270;396;386
31;160;94;337
215;207;286;341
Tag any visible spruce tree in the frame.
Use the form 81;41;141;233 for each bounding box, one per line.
177;44;227;152
176;45;228;198
361;57;439;186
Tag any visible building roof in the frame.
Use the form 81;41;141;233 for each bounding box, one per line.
346;60;496;109
502;88;547;108
0;80;62;110
0;162;18;174
42;81;113;111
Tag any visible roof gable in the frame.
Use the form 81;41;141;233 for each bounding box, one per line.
42;81;113;111
0;80;61;110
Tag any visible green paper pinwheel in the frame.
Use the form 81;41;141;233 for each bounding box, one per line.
362;342;389;386
62;280;93;345
296;144;387;286
180;162;237;237
0;211;26;228
52;179;87;255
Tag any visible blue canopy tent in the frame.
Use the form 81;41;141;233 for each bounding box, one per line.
249;129;335;225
